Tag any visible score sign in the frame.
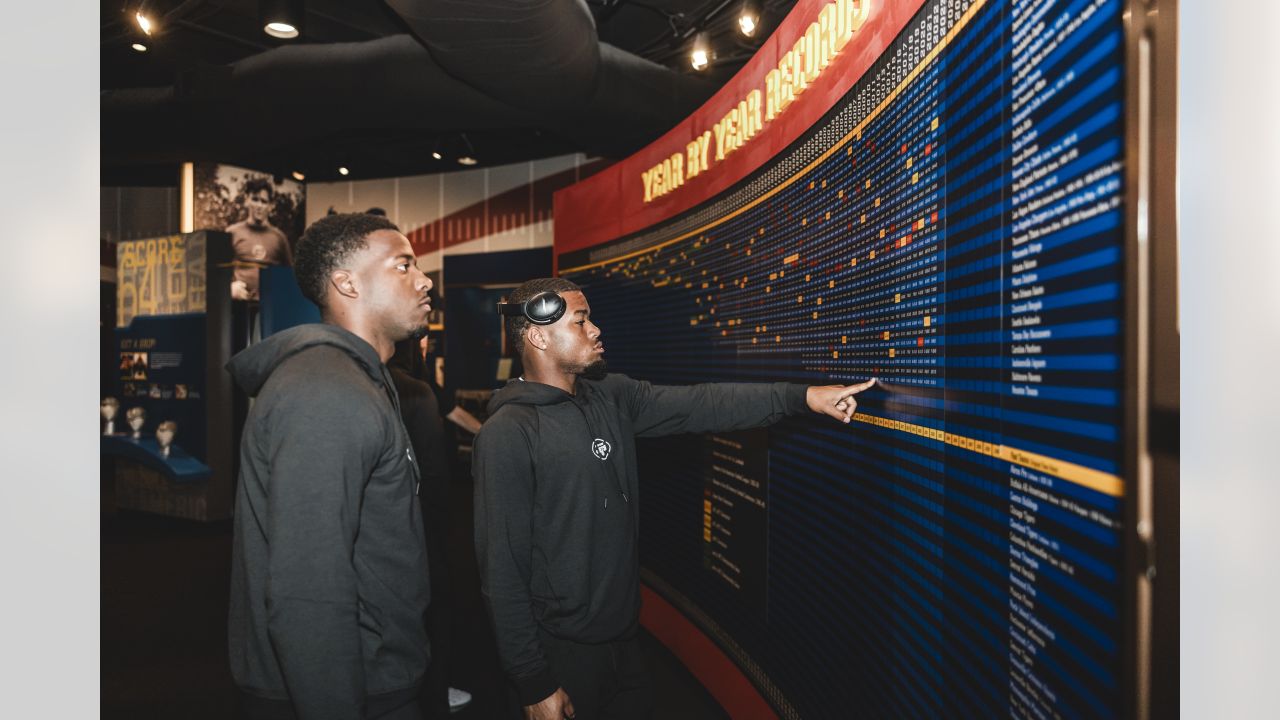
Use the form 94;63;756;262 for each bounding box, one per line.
117;234;207;327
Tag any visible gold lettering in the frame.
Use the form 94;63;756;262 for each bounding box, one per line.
765;69;780;121
836;0;868;53
820;4;837;65
779;51;795;112
698;131;711;171
745;89;762;138
642;168;655;202
686;139;703;178
726;107;741;153
713;118;729;162
803;23;821;84
791;36;807;95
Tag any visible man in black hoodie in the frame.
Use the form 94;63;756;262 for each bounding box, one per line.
226;213;435;720
474;278;876;720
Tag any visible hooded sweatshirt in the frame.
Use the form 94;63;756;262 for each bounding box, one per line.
473;372;807;705
226;324;430;720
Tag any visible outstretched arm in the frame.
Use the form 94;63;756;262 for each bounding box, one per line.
614;374;878;437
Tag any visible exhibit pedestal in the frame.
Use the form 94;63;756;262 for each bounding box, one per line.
113;459;216;522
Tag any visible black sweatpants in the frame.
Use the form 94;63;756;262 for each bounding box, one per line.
530;630;654;720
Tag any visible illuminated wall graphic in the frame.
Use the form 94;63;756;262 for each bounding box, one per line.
559;0;1126;716
117;233;208;328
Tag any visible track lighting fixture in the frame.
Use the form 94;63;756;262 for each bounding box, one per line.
134;11;155;36
738;0;762;37
457;134;478;166
690;31;713;71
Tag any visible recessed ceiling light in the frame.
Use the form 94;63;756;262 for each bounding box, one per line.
431;151;442;160
457;156;478;166
135;12;154;36
131;43;148;53
264;22;299;39
261;0;304;39
338;166;349;176
291;170;305;181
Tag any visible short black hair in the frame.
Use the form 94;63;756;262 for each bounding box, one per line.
504;277;582;356
243;176;274;198
366;207;387;216
294;213;401;309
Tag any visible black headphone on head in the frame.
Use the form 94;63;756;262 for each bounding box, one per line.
497;291;566;325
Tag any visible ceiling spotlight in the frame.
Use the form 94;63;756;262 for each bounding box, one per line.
456;134;478;166
131;43;148;53
135;11;154;36
291;170;305;181
690;32;713;71
431;151;442;160
261;0;304;39
264;22;299;38
338;166;349;176
738;0;762;37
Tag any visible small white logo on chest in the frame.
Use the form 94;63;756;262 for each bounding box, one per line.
591;438;612;460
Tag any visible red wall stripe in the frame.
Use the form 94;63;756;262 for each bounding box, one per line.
406;159;610;256
639;585;779;719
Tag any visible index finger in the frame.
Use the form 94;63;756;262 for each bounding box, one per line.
839;378;877;396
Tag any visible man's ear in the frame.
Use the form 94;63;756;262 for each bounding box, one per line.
526;325;549;352
330;269;358;301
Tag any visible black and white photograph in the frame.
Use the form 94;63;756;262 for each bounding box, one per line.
193;163;305;301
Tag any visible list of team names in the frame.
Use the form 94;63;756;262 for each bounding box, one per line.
700;430;769;615
1005;0;1122;716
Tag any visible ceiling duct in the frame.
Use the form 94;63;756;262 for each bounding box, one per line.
101;1;720;178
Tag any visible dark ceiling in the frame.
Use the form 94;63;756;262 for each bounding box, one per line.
101;0;798;186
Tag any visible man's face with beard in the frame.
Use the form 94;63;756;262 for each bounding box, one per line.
539;290;606;378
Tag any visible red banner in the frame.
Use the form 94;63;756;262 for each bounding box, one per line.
554;0;926;264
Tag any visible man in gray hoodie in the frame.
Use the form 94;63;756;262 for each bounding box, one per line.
226;213;435;720
475;277;876;720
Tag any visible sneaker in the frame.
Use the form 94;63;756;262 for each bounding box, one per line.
447;687;473;714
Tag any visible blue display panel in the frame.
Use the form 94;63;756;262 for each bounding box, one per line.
559;0;1127;716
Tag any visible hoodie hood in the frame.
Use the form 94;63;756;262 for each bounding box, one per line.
226;323;386;397
487;377;577;415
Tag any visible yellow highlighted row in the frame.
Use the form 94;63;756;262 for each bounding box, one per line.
850;412;1124;498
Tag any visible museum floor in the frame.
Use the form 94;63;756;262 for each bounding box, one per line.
101;476;729;720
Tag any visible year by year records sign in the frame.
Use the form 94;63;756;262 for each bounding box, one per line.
641;0;870;204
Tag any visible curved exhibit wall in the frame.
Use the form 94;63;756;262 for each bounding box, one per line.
555;0;1136;717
